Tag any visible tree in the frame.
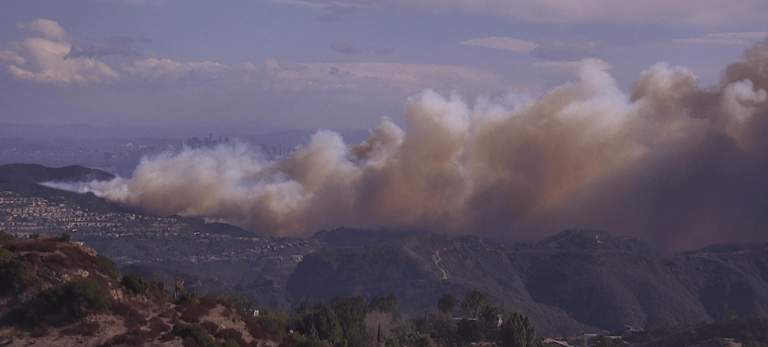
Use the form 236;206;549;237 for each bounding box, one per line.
0;230;16;241
370;294;398;315
461;291;489;318
480;305;501;329
437;293;458;316
457;319;485;343
428;312;458;345
594;335;610;347
498;312;542;347
332;296;369;347
296;302;344;346
296;299;312;316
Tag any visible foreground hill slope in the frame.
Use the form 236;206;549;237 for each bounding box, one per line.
0;234;281;347
287;229;768;335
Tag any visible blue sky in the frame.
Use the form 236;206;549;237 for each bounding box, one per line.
1;0;767;132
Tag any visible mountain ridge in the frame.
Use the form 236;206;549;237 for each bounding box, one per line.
3;163;768;338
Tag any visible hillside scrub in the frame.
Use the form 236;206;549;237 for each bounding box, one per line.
122;273;152;294
66;277;112;311
0;248;31;295
173;323;219;347
96;254;122;280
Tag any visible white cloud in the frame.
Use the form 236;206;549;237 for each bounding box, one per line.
461;37;539;53
19;19;66;41
532;59;613;73
2;19;499;97
122;58;227;81
6;35;120;85
119;56;500;97
0;51;26;65
266;0;768;25
673;32;768;45
263;61;499;95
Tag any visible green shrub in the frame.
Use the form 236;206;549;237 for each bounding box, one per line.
95;254;122;280
0;255;31;295
256;307;289;339
59;232;71;242
122;274;151;294
404;331;433;347
224;338;241;347
0;248;11;263
0;230;16;241
67;277;111;309
173;323;218;347
204;292;255;313
178;292;196;304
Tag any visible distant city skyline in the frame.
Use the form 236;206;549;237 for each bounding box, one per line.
1;0;767;131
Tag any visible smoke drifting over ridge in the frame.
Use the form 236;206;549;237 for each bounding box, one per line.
50;40;768;251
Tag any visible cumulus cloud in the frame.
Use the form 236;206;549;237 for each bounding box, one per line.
18;19;66;41
3;19;120;85
461;37;539;53
268;0;768;25
0;51;26;65
50;39;768;251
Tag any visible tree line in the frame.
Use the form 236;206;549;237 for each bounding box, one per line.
254;290;543;347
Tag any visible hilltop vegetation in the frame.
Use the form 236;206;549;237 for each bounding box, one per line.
0;232;282;346
288;229;768;335
1;232;554;347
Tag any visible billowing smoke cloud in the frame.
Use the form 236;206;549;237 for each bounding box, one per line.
49;40;768;251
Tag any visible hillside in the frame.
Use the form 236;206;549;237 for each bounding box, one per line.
0;163;132;215
0;233;283;347
0;163;115;185
4;163;768;339
286;229;768;335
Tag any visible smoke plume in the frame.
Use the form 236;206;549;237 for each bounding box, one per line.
50;40;768;251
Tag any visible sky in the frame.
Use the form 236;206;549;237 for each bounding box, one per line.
1;0;767;133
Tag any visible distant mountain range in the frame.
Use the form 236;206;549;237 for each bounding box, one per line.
2;163;768;337
0;123;370;144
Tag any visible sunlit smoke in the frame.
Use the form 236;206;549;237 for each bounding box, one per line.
46;40;768;251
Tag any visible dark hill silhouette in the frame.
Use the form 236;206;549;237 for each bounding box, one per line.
0;163;132;214
0;163;114;184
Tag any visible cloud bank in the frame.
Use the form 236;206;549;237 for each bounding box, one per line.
6;19;120;85
461;37;539;53
48;40;768;251
270;0;768;25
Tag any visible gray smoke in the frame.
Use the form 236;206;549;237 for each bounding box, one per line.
48;40;768;251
